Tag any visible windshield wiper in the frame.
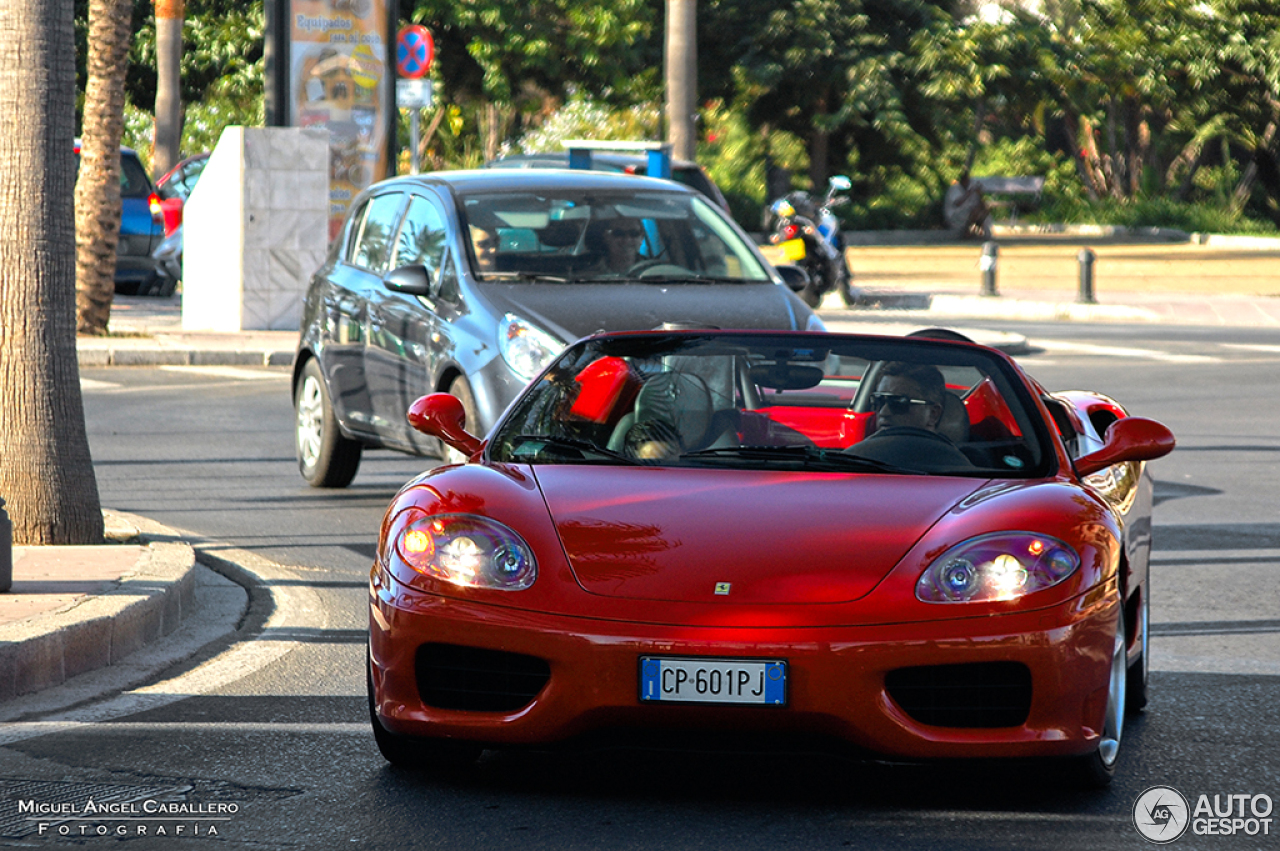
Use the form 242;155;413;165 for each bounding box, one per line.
509;434;638;465
480;272;573;283
680;445;918;474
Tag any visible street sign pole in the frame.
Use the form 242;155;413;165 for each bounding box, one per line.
410;108;421;175
396;25;435;176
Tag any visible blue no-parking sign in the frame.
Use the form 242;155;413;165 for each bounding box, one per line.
396;25;434;80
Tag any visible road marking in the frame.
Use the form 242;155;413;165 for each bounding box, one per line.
158;365;289;381
1221;343;1280;353
1033;340;1219;363
79;378;120;390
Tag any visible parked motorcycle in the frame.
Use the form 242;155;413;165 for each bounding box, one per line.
767;175;855;307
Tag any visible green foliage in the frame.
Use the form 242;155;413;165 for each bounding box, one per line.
509;94;661;155
1033;195;1277;235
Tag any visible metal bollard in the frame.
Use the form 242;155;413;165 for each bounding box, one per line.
980;241;999;297
0;496;11;592
1077;248;1097;304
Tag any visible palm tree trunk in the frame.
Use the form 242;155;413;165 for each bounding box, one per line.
0;1;105;544
75;0;134;336
153;0;184;177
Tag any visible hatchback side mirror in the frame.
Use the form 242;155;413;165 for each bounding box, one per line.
775;264;810;293
1074;417;1175;477
384;264;432;296
408;394;483;459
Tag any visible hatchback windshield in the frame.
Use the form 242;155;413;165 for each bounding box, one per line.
490;332;1053;478
459;190;771;283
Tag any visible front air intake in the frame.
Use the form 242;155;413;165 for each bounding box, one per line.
415;643;550;712
885;662;1032;728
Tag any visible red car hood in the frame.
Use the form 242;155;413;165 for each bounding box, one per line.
532;467;986;604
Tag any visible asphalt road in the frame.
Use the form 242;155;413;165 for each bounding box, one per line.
1;321;1278;850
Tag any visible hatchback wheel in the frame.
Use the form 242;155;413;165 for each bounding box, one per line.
294;358;362;488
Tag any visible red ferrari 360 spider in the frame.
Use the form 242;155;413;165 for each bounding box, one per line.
367;329;1175;787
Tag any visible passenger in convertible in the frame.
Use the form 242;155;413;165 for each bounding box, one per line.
846;361;973;469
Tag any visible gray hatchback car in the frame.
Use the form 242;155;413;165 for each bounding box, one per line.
293;168;822;487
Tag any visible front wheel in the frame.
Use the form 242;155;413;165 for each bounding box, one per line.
835;257;856;307
294;358;362;487
1074;613;1127;788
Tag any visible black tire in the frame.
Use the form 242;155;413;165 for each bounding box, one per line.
798;281;822;308
439;376;479;464
367;651;481;770
836;257;857;307
1074;613;1126;788
1127;587;1150;714
152;273;179;298
294;357;362;487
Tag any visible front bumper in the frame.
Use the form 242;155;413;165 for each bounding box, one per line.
369;581;1118;761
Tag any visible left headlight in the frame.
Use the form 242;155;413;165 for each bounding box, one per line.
394;513;537;591
916;532;1080;603
499;314;567;383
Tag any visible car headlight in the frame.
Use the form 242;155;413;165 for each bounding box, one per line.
394;513;537;591
499;314;566;383
916;532;1080;603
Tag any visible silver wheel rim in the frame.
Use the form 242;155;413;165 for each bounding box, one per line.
296;374;325;469
1098;617;1127;767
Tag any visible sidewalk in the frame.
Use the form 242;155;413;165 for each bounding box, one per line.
13;234;1274;707
0;512;205;703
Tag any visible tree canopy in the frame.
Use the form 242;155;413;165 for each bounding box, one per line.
91;0;1280;231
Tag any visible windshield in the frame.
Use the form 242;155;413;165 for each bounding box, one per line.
489;332;1053;478
458;189;771;283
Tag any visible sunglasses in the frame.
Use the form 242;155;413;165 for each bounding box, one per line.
871;393;934;414
607;228;644;238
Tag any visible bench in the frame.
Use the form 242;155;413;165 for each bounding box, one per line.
972;176;1045;224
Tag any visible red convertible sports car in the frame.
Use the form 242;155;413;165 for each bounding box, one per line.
367;329;1175;787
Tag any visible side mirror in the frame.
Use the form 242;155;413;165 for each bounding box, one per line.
407;393;483;459
1074;417;1175;477
828;175;852;191
384;264;432;296
775;264;810;293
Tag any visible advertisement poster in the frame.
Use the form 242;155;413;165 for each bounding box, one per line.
289;0;391;239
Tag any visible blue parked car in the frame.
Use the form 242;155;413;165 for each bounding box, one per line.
74;142;167;296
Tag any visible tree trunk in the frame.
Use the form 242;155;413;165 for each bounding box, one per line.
75;0;134;336
0;1;105;544
153;0;184;177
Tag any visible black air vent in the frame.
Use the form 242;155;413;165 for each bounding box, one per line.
885;662;1032;728
416;643;550;712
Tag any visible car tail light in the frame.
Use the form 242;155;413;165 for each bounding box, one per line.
148;193;164;227
782;223;800;241
623;165;639;175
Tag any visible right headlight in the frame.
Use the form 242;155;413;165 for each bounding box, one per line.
499;314;567;383
915;532;1080;603
392;512;537;591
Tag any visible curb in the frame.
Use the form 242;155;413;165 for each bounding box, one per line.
0;536;198;703
76;345;294;368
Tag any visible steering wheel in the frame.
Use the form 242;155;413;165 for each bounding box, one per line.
627;258;669;276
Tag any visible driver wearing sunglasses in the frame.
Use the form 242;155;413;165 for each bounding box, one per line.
845;361;973;469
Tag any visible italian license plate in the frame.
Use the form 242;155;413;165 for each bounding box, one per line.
639;657;786;706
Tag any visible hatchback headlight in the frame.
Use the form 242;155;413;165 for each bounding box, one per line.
916;532;1080;603
394;513;536;591
499;314;566;383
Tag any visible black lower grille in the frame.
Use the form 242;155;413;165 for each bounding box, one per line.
416;643;550;712
885;662;1032;728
